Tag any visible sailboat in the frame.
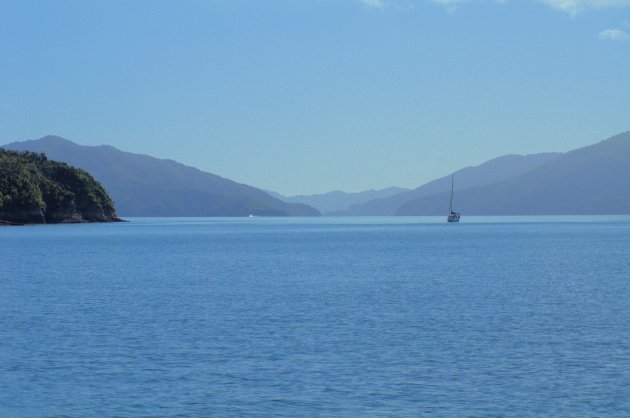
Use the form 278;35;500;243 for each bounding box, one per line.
447;174;460;223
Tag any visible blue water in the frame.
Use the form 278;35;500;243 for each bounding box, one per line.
2;217;630;416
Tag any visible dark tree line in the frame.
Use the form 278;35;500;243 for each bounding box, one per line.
0;149;118;223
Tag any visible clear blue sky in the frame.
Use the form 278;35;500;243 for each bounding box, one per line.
1;0;629;195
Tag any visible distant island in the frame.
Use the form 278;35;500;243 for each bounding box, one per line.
0;149;121;224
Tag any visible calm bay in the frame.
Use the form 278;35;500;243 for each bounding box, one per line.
2;217;630;416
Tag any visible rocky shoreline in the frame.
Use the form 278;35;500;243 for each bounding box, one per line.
0;217;127;226
0;220;23;226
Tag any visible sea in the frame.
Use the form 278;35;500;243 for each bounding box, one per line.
2;216;630;416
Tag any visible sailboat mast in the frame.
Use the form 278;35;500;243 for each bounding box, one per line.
449;175;454;213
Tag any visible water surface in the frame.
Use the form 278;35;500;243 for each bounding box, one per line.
2;217;630;416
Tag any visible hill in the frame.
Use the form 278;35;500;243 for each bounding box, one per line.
0;149;120;224
330;152;560;216
397;131;630;215
3;136;320;217
271;187;409;214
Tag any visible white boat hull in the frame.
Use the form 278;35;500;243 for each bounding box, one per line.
447;212;460;222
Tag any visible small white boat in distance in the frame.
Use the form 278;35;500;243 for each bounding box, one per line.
447;174;460;223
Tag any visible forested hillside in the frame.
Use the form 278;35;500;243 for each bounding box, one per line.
0;149;120;224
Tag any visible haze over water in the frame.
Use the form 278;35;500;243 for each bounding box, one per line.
2;217;630;416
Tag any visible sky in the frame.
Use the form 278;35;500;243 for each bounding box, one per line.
1;0;629;195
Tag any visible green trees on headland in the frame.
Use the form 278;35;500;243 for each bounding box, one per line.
0;149;119;224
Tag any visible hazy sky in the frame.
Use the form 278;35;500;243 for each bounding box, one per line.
1;0;629;195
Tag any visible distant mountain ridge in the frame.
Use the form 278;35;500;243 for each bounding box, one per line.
270;187;410;214
331;152;561;216
396;131;630;215
5;131;628;217
3;136;320;217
